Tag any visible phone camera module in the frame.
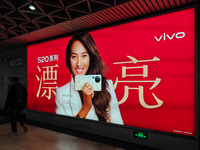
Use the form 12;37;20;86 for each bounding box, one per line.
95;76;100;83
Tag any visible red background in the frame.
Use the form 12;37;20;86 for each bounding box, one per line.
27;8;195;136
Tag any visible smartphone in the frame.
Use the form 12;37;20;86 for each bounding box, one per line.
75;75;102;91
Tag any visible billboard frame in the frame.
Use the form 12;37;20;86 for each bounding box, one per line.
27;5;200;150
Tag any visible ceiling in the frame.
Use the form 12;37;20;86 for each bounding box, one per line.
0;0;199;51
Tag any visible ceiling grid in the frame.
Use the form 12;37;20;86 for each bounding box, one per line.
0;0;199;50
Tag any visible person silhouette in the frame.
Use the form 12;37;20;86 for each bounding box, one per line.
4;77;28;134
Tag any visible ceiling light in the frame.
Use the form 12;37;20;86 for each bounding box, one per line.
29;4;36;10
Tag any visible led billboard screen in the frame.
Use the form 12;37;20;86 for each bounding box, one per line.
27;8;195;136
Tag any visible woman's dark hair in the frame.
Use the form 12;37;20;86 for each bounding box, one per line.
66;32;111;122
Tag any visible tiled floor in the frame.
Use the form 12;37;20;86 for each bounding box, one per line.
0;112;158;150
0;123;125;150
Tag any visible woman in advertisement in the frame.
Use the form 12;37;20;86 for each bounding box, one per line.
55;32;123;124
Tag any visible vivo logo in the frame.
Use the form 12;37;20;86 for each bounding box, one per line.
154;32;185;41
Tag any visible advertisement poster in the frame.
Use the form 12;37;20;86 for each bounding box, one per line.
27;8;195;136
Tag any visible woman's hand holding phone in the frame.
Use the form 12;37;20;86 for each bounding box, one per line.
82;82;94;108
83;82;94;98
76;82;94;118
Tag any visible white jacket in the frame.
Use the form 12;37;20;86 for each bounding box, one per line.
55;76;124;125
